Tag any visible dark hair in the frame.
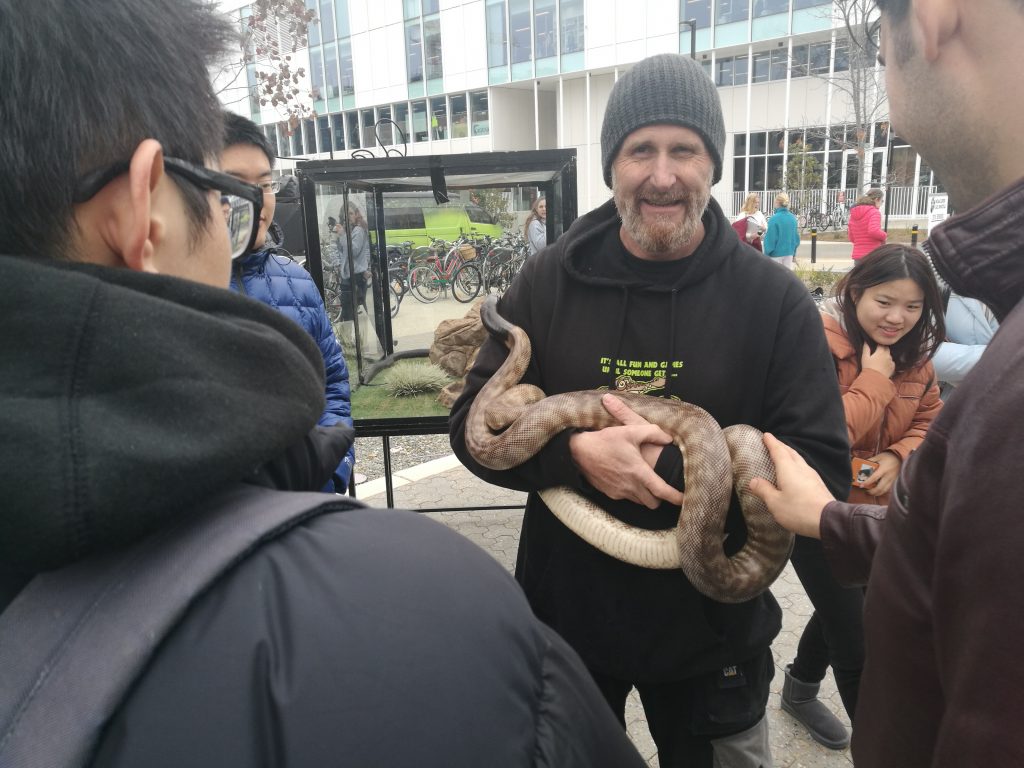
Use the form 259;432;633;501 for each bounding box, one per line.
855;188;884;206
833;243;945;375
223;112;277;169
0;0;233;260
873;0;910;21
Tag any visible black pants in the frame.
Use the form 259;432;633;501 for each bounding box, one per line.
789;535;864;719
587;648;773;768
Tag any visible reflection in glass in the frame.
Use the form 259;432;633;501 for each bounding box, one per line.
535;0;556;59
406;21;423;83
560;0;583;54
486;0;508;67
471;91;490;136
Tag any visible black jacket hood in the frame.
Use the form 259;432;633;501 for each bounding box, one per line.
557;196;731;292
0;255;327;577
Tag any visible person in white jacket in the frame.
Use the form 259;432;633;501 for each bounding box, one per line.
933;292;999;398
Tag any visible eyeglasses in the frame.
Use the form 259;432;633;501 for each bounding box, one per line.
73;156;264;260
257;179;282;195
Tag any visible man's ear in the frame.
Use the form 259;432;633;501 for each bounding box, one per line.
912;0;960;62
118;139;166;273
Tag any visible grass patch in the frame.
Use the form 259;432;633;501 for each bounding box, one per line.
794;265;843;295
351;360;453;419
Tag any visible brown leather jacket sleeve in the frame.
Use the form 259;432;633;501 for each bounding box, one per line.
819;500;887;586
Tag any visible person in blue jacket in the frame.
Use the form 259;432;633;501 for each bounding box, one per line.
763;192;800;269
221;113;355;492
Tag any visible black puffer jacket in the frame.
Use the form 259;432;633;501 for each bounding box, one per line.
0;254;645;768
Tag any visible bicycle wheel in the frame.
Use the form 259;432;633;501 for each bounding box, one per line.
409;266;442;303
389;284;402;317
452;263;482;303
323;286;343;324
797;213;808;231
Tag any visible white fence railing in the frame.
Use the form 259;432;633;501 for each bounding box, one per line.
728;186;938;223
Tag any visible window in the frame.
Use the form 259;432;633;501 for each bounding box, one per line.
791;44;809;77
535;0;557;59
306;0;320;46
406;21;423;83
755;0;788;16
304;120;316;155
340;39;354;97
732;157;746;192
715;0;747;24
681;0;710;28
394;103;411;143
486;0;508;67
715;57;733;87
291;128;303;156
471;91;490;135
874;121;890;148
467;205;496;224
403;0;419;18
752;52;770;83
334;0;349;38
429;97;448;139
749;131;767;155
734;134;747;155
318;116;331;152
794;0;830;8
324;43;340;100
424;16;442;80
560;0;583;54
310;49;325;101
377;106;393;145
331;113;346;151
320;0;335;42
809;42;830;74
834;39;850;72
770;48;788;81
361;109;376;147
450;94;468;138
733;56;748;86
423;0;439;12
510;0;531;65
346;111;361;149
412;99;428;142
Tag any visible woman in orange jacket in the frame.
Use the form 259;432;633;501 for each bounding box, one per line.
781;243;945;750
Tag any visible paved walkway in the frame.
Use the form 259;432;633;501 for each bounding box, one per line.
358;460;854;768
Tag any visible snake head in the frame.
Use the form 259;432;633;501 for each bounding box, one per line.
479;295;515;345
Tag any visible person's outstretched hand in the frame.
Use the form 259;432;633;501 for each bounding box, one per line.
569;393;685;510
747;433;835;539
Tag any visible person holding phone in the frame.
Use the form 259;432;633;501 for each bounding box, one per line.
780;243;945;749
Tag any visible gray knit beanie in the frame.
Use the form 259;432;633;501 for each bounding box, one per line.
600;53;725;187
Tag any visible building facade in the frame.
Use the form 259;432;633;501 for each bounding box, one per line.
217;0;939;220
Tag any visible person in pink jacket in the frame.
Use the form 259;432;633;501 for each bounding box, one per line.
847;188;886;259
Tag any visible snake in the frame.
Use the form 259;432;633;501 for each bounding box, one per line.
463;296;793;604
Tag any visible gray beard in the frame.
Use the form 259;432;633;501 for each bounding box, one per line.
616;188;710;256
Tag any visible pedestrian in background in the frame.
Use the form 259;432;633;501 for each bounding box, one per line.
847;188;886;260
763;192;800;268
525;196;547;256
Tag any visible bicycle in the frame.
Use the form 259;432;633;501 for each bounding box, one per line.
407;247;482;303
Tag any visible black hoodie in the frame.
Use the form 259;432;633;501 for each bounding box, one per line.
451;197;850;681
0;254;646;767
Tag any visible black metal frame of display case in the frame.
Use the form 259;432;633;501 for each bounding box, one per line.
295;149;577;510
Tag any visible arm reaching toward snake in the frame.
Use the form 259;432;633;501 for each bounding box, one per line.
747;433;834;539
570;394;685;510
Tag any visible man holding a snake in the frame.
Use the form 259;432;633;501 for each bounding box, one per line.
451;53;850;767
749;0;1024;765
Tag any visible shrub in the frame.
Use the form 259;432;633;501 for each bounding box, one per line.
382;360;452;398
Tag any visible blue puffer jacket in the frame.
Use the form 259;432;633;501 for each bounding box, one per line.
231;247;355;491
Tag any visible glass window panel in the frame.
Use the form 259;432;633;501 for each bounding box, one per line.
767;157;784;189
404;0;419;19
830;124;847;145
871;152;884;184
406;21;423;83
346;111;361;149
393;103;411;143
266;124;279;154
805;128;825;151
809;42;830;74
770;48;788;80
750;156;767;189
755;0;789;16
827;150;843;186
715;0;748;24
535;0;556;59
304;119;316;154
749;131;767;155
361;109;376;147
752;52;770;83
276;123;289;157
510;0;531;64
875;120;891;147
770;130;787;154
412;99;428;142
306;0;320;46
486;0;508;67
334;0;349;38
682;0;711;28
834;39;849;72
331;113;346;151
734;133;747;156
423;0;439;12
450;93;468;138
317;117;331;153
733;55;748;86
320;0;335;42
716;57;733;87
733;157;746;192
377;106;393;145
471;90;490;135
701;60;712;79
310;49;325;101
424;16;443;80
340;39;354;97
794;0;829;8
324;43;340;99
791;44;808;77
560;0;584;54
291;127;303;156
430;97;447;139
